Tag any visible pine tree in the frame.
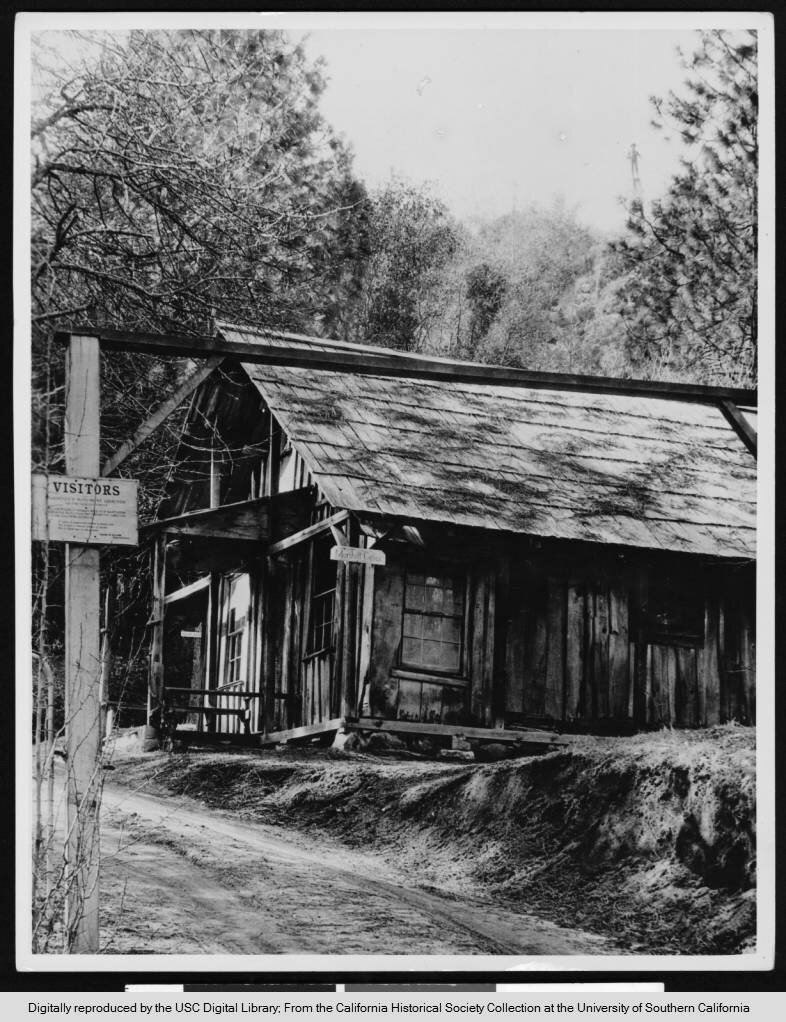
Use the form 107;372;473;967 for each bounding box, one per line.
613;30;757;384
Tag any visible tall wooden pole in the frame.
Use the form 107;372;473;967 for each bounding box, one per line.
63;334;101;953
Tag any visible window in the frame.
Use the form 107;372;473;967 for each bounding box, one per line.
221;574;249;685
401;571;465;674
639;577;704;647
224;607;244;684
309;543;337;654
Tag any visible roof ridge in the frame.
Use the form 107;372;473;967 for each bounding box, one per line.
215;319;494;370
215;321;757;407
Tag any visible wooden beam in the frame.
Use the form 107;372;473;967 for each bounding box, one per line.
267;509;349;556
101;356;223;476
163;575;211;605
56;328;757;406
258;718;343;746
718;399;757;458
142;496;271;541
63;334;101;953
352;717;571;746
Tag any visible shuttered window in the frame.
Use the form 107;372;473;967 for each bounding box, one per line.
401;571;465;674
639;578;705;647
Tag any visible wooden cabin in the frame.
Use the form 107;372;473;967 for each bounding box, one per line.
145;323;757;746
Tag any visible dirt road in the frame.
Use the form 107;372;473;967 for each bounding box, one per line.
100;780;616;956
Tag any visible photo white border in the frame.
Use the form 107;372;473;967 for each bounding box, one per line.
14;8;776;974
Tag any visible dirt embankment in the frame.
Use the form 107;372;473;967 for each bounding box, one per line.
109;724;756;955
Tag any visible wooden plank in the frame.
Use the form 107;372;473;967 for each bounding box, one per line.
63;335;101;953
564;584;584;720
739;601;755;724
67;327;756;405
209;433;222;509
675;647;697;727
491;561;510;728
298;545;315;725
99;585;113;738
702;597;722;726
340;561;360;719
258;717;343;746
165;687;260;698
356;563;375;715
101;356;224;476
331;561;346;719
483;571;497;727
279;561;294;727
262;564;278;737
608;586;630;718
544;577;565;720
267;510;349;556
718;399;757;457
521;571;548;718
504;579;527;716
201;574;219;733
268;411;280;498
664;646;677;724
368;564;405;718
142;497;271;542
441;684;467;725
469;570;487;723
396;679;422;721
648;644;661;724
163;575;211;605
718;599;730;722
420;682;444;724
644;644;653;724
583;588;597;720
354;717;571;746
632;574;648;726
592;587;611;719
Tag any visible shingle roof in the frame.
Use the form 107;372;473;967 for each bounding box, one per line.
218;325;756;560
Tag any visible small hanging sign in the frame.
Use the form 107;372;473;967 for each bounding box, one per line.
330;544;386;566
32;474;139;546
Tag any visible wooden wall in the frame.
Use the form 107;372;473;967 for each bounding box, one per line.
260;519;373;733
367;560;497;727
366;543;755;731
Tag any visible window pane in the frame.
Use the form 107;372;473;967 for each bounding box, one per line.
421;640;460;672
405;583;425;610
442;617;462;644
425;585;445;612
403;612;424;638
402;637;422;664
423;616;443;641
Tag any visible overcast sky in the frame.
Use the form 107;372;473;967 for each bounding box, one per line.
300;28;702;234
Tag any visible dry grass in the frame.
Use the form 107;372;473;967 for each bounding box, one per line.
109;723;756;955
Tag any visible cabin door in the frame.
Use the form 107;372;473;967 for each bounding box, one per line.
162;589;208;728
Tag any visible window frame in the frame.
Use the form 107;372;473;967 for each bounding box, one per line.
220;574;249;687
399;566;468;679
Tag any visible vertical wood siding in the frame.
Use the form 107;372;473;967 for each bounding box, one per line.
364;548;754;731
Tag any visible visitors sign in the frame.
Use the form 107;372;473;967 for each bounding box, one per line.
32;474;138;545
330;544;386;566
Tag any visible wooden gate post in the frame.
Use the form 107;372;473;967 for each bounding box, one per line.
63;334;101;953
